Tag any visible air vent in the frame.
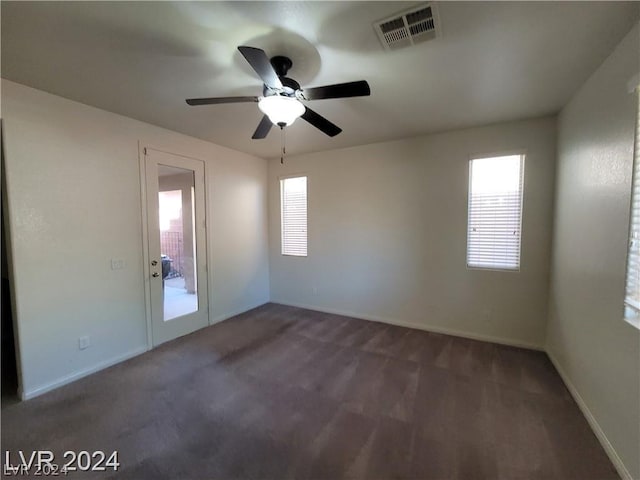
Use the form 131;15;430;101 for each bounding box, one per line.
374;3;440;51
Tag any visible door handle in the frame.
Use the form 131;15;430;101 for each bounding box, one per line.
151;260;158;266
152;272;160;278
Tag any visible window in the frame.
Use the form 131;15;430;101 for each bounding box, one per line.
280;176;307;256
624;91;640;328
467;154;525;270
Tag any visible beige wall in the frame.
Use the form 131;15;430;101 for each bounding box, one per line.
268;116;556;348
1;80;270;398
546;23;640;480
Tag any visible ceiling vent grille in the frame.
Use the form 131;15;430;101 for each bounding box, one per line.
374;3;440;51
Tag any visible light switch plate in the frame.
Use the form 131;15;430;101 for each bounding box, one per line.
111;259;125;270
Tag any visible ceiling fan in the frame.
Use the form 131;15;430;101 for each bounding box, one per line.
186;46;371;139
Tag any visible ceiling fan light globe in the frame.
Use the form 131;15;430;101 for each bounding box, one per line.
258;96;305;127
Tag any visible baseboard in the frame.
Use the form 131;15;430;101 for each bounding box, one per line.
20;346;149;401
210;301;270;326
270;300;544;351
547;350;633;480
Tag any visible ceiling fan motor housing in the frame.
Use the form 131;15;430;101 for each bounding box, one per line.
264;76;300;97
263;56;300;97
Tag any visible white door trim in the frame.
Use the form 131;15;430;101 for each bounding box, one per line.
138;141;153;350
138;143;211;348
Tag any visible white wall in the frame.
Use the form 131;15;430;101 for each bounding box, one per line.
1;80;270;399
268;116;556;348
546;24;640;480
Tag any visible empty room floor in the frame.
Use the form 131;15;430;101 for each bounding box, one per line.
1;304;617;479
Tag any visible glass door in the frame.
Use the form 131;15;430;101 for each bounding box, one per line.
144;148;208;346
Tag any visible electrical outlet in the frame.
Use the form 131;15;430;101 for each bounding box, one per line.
78;336;91;350
312;287;318;295
482;309;492;322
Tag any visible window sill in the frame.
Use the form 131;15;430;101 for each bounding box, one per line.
467;265;520;272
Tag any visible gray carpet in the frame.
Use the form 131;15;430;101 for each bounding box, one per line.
1;303;618;479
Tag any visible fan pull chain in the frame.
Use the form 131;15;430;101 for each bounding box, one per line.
280;125;286;164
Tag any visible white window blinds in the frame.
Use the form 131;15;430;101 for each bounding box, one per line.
467;155;525;270
281;176;307;256
624;92;640;325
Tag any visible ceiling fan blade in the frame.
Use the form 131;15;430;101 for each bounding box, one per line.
301;107;342;137
238;46;283;90
186;96;258;106
252;115;273;139
300;80;370;101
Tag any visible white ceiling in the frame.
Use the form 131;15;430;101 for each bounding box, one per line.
2;1;638;159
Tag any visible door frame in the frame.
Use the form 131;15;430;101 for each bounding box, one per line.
138;143;212;349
